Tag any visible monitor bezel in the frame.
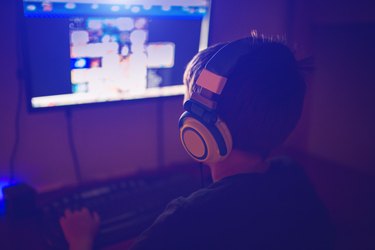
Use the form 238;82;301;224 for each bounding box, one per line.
20;0;211;112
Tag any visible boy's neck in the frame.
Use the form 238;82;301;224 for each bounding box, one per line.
208;150;268;182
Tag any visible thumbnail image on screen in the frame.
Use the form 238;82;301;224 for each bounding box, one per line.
70;17;175;95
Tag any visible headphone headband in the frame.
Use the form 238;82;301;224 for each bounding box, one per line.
205;37;252;77
179;37;252;163
192;37;252;110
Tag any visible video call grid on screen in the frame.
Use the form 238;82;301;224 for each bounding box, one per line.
22;0;210;108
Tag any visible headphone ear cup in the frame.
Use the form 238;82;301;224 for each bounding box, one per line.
179;112;232;163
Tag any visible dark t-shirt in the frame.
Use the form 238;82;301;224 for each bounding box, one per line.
130;158;334;250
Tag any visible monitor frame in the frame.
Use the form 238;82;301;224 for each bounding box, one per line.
20;0;211;112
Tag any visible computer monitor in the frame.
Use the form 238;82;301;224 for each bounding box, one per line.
22;0;210;109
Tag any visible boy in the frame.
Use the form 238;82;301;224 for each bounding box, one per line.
60;36;333;250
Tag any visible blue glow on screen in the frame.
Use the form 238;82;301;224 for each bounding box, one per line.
23;1;208;18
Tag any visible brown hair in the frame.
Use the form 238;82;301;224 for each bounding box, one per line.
183;37;305;157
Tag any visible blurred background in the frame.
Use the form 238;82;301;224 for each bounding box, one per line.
0;0;374;249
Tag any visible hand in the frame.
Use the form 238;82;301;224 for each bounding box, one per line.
59;208;100;250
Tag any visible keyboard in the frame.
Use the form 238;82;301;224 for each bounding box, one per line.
38;169;202;249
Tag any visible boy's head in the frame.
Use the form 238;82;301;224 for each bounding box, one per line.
183;37;305;158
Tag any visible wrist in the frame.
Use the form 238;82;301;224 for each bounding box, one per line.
69;240;93;250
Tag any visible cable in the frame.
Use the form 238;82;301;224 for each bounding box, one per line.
156;99;165;168
199;162;204;188
9;71;23;183
65;109;83;183
9;0;26;183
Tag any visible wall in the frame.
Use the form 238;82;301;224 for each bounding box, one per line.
289;1;375;249
0;0;290;191
297;0;375;175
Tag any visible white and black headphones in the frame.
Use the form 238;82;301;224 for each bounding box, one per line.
179;37;252;163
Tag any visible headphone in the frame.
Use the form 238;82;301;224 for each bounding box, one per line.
179;37;252;163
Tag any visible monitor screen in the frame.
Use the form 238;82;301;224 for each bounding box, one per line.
22;0;210;109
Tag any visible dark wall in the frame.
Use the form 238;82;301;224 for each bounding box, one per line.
289;1;375;249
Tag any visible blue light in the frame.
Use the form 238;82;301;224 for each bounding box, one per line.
0;180;10;215
0;180;10;201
